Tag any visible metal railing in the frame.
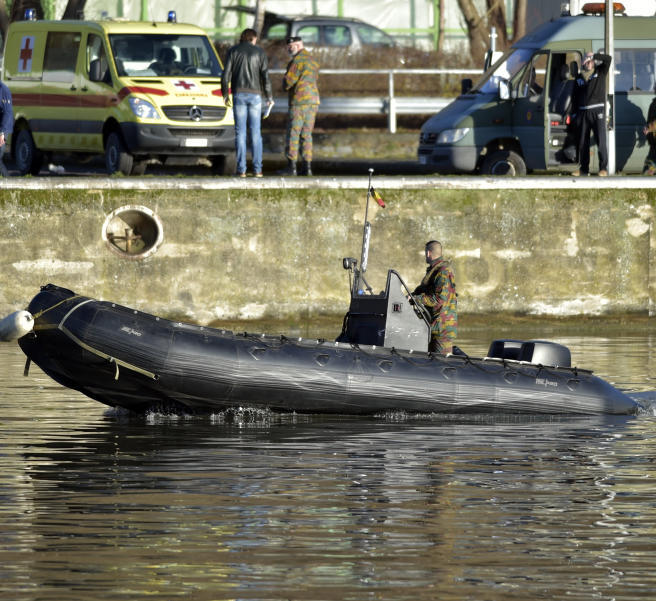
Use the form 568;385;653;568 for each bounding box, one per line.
269;68;481;133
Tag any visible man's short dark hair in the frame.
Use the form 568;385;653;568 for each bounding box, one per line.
286;36;302;44
240;28;258;43
425;240;442;254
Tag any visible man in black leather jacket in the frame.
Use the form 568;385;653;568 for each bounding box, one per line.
221;28;274;177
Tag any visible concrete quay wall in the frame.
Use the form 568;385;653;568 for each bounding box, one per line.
1;177;655;324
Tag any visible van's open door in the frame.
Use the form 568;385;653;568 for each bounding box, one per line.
512;52;549;170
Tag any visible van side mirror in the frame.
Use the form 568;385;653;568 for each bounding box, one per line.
499;79;510;100
461;78;473;95
89;59;103;82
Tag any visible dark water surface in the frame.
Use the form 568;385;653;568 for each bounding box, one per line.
2;326;656;601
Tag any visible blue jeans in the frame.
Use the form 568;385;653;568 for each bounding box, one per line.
233;92;263;174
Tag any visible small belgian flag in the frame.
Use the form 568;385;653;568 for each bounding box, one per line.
370;187;385;208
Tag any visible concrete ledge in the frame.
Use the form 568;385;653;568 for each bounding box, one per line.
2;175;656;191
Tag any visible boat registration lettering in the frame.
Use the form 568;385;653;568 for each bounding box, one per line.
536;377;558;388
120;326;142;337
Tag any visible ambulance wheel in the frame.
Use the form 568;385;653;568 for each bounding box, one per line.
105;131;134;175
210;153;236;175
480;150;526;176
14;129;43;176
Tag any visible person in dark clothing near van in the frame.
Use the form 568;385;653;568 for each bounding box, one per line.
573;51;612;176
643;89;656;175
221;28;274;177
0;79;14;177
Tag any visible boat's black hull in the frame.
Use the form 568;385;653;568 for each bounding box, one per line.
18;285;638;415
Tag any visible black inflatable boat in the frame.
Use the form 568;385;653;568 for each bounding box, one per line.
17;281;638;415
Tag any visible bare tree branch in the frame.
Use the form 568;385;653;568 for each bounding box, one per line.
486;0;509;49
456;0;489;65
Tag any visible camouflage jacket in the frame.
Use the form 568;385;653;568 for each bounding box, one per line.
283;49;320;106
413;257;458;341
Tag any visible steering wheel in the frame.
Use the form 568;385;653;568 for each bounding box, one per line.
409;296;432;326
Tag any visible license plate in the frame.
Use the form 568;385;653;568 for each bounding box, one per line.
183;138;208;147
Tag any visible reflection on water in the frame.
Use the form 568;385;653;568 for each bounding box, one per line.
2;324;656;600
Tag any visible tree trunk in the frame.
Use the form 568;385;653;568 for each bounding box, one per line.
437;0;445;56
0;3;10;41
512;0;527;42
62;0;87;20
253;0;266;36
456;0;489;66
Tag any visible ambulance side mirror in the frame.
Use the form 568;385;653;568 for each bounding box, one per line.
89;59;103;82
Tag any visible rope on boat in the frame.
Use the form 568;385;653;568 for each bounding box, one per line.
32;295;83;320
58;324;158;381
33;295;158;382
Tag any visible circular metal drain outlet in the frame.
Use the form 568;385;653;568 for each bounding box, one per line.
102;205;164;259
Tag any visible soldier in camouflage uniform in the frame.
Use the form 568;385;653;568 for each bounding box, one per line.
412;240;458;354
280;36;320;176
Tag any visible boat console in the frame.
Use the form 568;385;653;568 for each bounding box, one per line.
337;268;430;353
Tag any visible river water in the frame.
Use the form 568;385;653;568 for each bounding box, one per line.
2;323;656;601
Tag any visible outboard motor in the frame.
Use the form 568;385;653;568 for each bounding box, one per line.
488;339;571;367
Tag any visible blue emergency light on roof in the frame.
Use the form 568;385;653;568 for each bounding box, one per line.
24;8;37;20
167;11;177;23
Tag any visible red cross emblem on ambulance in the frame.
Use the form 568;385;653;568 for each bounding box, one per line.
174;80;197;91
19;35;35;72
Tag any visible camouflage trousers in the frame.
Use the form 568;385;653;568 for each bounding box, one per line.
428;332;455;355
285;103;319;161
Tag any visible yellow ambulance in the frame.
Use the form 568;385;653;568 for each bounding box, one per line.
2;11;235;175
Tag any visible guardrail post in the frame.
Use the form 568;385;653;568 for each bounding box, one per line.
388;70;397;134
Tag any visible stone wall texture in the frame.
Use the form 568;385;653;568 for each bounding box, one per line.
1;178;655;324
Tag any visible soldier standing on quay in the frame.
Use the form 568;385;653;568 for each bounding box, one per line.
280;36;320;176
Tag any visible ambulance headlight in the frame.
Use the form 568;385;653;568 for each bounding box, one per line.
129;97;161;120
437;128;470;144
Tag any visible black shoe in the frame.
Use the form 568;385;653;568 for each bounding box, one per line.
278;159;297;176
302;161;312;176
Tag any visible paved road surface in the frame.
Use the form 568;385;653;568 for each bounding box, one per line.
1;154;430;179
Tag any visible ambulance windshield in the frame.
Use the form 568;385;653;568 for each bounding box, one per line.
109;34;222;77
472;48;534;94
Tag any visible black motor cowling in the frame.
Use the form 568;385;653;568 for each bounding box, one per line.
488;339;571;367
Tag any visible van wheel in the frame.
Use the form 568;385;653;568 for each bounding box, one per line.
210;153;237;175
481;150;526;176
14;129;43;176
105;131;134;175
